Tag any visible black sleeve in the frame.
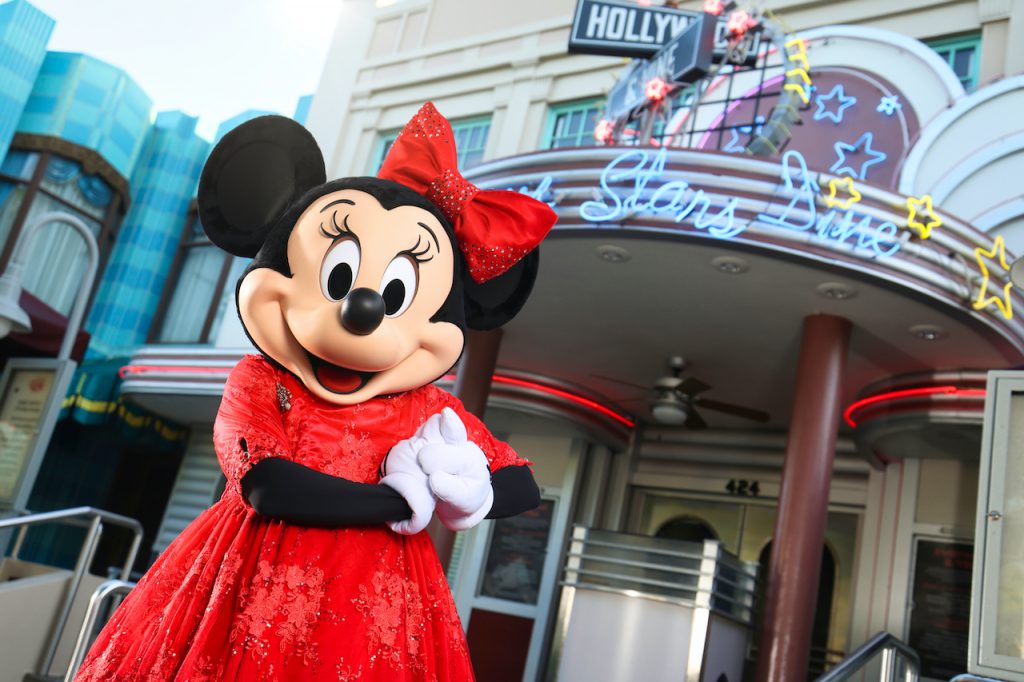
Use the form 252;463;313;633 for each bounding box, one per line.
487;465;541;519
241;457;412;528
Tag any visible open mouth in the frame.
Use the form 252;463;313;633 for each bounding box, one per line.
306;352;376;395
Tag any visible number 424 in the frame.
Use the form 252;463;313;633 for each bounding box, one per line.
725;479;760;497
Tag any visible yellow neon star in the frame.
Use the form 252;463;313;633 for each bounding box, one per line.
905;194;942;239
974;235;1014;320
824;176;861;209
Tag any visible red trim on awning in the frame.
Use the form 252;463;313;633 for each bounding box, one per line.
3;290;90;361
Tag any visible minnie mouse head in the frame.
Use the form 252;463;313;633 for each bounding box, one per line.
197;103;557;406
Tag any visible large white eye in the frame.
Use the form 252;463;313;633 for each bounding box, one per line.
380;256;418;317
320;239;360;301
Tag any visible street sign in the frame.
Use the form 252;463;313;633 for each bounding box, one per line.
605;13;717;121
569;0;760;65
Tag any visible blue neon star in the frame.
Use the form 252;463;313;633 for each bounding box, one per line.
830;132;887;180
814;84;857;124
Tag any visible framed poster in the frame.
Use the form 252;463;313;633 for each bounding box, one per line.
0;358;76;509
908;538;973;679
479;499;555;604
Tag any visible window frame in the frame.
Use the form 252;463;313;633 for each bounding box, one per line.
926;33;982;91
0;149;124;315
542;99;604;150
370;115;493;173
148;208;235;345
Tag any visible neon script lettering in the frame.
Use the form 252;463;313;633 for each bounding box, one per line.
580;146;901;257
580;147;744;239
757;151;900;257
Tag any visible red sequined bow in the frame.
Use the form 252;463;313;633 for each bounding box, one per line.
378;102;557;283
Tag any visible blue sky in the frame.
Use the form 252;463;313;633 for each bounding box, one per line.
28;0;343;140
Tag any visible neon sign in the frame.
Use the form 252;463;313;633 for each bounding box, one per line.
577;147;902;257
814;84;856;124
905;194;941;239
756;151;899;257
974;235;1014;320
830;131;887;180
580;146;743;238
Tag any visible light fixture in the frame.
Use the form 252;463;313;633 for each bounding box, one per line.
909;324;947;341
596;245;631;263
711;255;749;274
651;397;688;425
816;282;858;300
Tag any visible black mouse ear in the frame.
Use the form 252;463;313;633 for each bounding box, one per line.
197;115;326;257
463;249;540;330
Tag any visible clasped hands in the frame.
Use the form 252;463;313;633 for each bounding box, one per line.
380;407;493;535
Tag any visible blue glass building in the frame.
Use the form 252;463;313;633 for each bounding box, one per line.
0;0;52;161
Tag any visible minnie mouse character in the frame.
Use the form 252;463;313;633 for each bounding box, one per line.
76;103;556;681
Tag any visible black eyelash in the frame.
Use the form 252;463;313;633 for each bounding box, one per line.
400;234;433;263
319;212;356;242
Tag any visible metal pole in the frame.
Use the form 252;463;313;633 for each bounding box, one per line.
63;579;134;682
754;315;851;682
40;516;103;676
879;645;896;682
427;328;504;568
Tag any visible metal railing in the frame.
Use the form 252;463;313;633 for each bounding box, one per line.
63;579;135;682
0;507;143;679
815;631;920;682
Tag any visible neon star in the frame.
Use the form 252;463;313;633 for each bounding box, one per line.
974;235;1014;320
814;84;857;124
830;132;887;180
905;194;942;239
824;177;862;209
877;95;902;116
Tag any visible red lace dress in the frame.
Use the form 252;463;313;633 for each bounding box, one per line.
76;354;524;681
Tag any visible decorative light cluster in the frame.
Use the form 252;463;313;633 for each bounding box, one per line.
703;0;726;15
594;119;615;144
726;9;757;37
645;77;672;104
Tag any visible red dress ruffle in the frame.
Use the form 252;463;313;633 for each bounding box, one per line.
76;355;524;681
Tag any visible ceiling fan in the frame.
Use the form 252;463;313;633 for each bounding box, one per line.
594;356;771;428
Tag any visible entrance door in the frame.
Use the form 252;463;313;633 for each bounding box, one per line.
452;492;571;682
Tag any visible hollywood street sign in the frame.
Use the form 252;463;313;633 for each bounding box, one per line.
605;13;717;121
568;0;760;64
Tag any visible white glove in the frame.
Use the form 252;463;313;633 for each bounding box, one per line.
380;414;444;535
417;408;494;531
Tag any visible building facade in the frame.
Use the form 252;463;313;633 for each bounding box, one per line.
104;0;1024;680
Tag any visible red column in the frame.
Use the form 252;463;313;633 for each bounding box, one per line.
428;328;504;568
755;314;851;682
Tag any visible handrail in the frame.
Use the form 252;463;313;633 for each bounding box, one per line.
815;631;920;682
949;675;1009;681
1;506;144;678
63;579;135;682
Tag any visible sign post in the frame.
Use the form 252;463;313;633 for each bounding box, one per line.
0;358;77;513
605;13;718;121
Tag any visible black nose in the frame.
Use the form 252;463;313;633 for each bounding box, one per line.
340;288;386;335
